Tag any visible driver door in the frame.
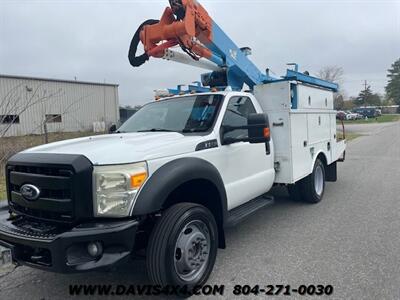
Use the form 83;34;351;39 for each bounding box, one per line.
218;96;274;210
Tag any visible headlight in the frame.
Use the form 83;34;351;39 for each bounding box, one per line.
93;162;148;217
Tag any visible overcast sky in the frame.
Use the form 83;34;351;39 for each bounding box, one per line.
1;0;399;106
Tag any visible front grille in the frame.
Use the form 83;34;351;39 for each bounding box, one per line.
7;165;75;223
6;153;94;224
10;182;72;200
9;202;74;223
13;165;73;177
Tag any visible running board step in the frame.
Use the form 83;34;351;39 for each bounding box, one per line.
225;195;274;228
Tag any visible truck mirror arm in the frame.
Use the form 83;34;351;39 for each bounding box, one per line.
221;124;271;145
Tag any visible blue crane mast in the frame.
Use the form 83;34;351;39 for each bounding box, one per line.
128;0;338;96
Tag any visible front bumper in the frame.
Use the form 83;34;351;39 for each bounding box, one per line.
0;209;139;273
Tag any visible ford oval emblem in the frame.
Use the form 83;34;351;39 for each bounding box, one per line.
20;184;41;201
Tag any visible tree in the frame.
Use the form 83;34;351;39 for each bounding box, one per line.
382;97;395;106
0;83;62;138
318;66;344;84
318;66;345;110
0;84;60;175
368;93;383;106
354;84;382;107
0;83;87;173
343;99;355;110
334;94;345;110
385;58;400;105
357;85;373;106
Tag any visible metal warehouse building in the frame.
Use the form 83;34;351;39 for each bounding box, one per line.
0;74;119;137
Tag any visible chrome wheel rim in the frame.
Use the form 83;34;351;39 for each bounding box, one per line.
174;220;210;282
314;165;324;196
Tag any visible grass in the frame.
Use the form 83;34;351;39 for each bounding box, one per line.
337;131;363;142
339;114;400;124
344;132;363;141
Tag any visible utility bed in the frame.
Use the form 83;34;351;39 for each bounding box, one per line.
255;80;346;184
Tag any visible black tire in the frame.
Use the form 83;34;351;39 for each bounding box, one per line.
300;159;326;204
146;202;218;290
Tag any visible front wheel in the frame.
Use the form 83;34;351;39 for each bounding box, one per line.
146;203;218;289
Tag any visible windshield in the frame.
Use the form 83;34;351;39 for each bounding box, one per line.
118;94;223;133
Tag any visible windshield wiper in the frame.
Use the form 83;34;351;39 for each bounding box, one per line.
137;128;176;132
182;128;206;133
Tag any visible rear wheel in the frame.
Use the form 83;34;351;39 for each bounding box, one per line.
300;159;326;203
287;159;326;204
146;203;218;289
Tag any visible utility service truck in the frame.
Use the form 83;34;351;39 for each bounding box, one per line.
0;0;346;289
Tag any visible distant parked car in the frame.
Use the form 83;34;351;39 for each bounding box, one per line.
353;107;379;118
354;113;363;120
346;112;359;120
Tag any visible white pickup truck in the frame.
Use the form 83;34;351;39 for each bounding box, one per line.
0;79;346;289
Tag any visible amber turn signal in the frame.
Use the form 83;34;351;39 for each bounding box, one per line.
263;128;270;138
130;172;148;188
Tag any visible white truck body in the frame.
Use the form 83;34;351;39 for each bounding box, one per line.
0;0;346;287
24;82;345;212
0;79;346;284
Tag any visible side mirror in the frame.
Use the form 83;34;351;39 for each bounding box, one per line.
109;124;117;133
248;113;270;144
221;113;270;145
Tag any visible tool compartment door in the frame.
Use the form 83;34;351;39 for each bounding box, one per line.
290;112;312;182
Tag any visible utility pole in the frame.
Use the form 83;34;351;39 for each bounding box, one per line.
363;80;368;93
103;79;107;131
361;80;370;106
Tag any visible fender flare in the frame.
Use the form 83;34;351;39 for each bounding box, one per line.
131;157;228;222
313;150;338;182
311;150;328;172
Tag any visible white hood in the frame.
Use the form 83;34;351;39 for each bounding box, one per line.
23;132;206;165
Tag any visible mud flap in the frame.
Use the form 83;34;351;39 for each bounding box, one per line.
326;162;337;182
